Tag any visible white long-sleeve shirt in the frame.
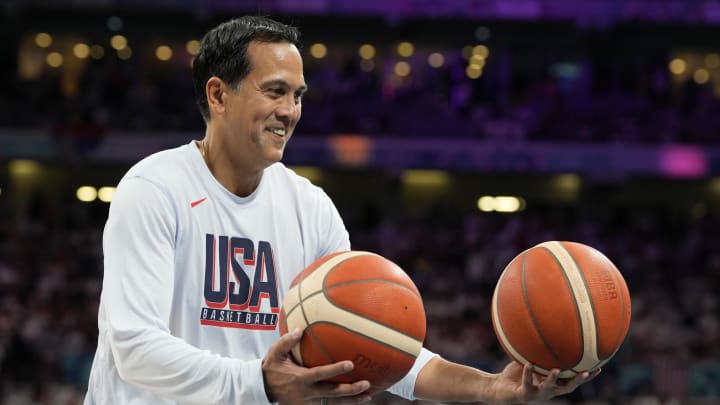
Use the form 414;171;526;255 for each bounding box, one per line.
84;141;435;404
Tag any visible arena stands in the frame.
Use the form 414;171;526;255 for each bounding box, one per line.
1;2;719;404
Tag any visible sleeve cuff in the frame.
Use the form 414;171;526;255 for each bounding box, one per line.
239;357;275;405
385;347;439;400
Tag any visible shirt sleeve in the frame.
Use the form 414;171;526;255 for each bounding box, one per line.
101;176;271;405
315;189;351;256
385;347;439;400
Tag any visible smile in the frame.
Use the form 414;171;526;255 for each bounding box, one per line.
268;128;286;137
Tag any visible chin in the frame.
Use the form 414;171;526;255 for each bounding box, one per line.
265;151;284;164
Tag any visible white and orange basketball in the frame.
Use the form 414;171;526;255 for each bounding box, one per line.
491;241;631;378
279;251;426;394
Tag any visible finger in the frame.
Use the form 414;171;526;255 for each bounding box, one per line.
317;392;372;405
314;380;372;400
522;363;535;390
552;368;600;396
587;367;602;381
539;369;560;391
566;371;590;387
564;368;602;388
270;328;302;358
306;360;355;383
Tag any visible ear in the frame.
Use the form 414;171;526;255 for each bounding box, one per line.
206;76;226;117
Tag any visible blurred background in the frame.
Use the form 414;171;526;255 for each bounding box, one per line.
1;0;720;404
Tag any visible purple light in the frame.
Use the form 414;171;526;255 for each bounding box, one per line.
659;146;708;178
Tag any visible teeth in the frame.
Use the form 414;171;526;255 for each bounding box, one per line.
269;128;286;136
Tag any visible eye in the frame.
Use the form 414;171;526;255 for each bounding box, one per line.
265;87;285;98
293;92;304;104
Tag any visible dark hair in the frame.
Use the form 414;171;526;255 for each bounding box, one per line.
192;16;301;122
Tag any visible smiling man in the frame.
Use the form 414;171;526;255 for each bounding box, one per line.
84;15;597;405
195;37;307;196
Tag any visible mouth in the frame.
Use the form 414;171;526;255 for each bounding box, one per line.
267;127;287;138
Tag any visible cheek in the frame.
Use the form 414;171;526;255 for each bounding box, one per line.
290;106;302;127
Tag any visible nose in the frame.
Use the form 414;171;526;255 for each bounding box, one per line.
276;95;301;123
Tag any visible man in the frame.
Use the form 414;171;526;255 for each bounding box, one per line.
84;15;598;404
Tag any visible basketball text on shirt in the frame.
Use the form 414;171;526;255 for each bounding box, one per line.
200;234;279;330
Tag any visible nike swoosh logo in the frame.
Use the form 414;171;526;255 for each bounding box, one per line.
190;197;208;208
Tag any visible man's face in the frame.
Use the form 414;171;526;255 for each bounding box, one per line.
222;40;306;169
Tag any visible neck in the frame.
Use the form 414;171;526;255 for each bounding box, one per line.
199;136;263;197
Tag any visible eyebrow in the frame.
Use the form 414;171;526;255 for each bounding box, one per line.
261;79;308;95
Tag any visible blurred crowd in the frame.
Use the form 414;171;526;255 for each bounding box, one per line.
0;188;718;405
3;23;720;146
2;11;720;405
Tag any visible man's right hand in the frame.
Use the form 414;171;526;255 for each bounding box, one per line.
262;328;372;405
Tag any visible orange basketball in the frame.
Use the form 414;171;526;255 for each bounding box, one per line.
491;241;631;378
279;251;426;394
